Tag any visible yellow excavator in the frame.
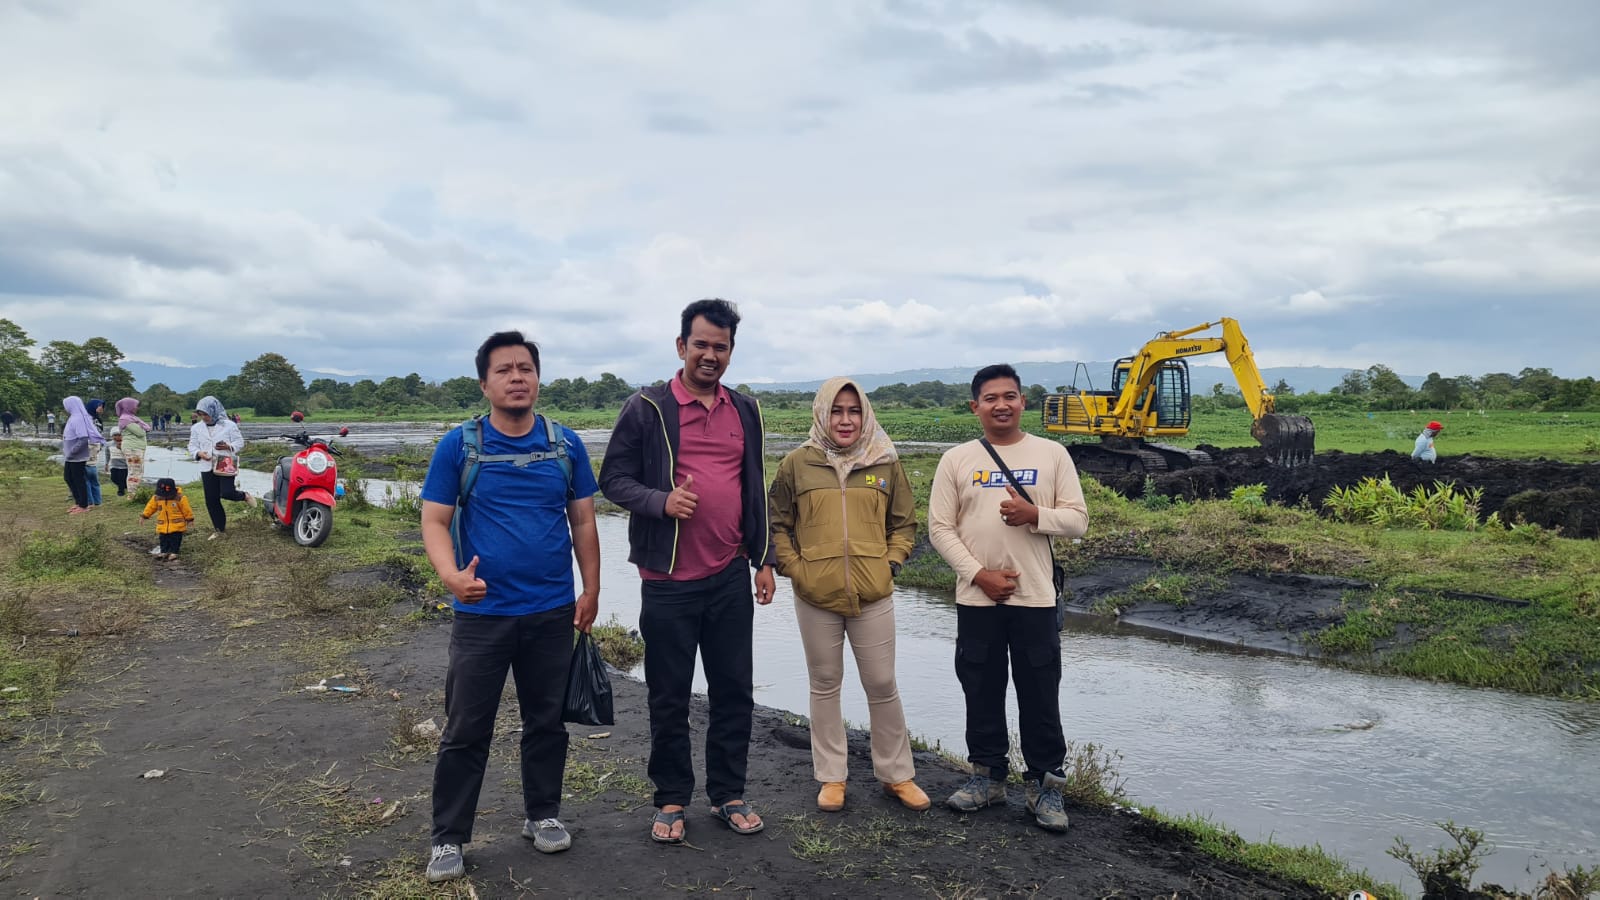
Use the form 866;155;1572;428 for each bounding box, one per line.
1041;318;1315;474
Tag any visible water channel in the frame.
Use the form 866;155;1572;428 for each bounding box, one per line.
135;443;1599;892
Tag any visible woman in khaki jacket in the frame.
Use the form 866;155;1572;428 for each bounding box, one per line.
769;377;928;813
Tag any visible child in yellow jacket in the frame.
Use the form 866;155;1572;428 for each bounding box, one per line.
142;478;195;561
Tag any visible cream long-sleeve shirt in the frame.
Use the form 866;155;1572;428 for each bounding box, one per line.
928;434;1089;607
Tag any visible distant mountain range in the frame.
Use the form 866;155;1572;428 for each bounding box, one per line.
128;360;1422;396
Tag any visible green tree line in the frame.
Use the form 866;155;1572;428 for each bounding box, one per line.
1196;363;1597;414
3;319;1595;425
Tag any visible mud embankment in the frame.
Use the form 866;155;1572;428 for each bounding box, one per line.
1102;447;1600;538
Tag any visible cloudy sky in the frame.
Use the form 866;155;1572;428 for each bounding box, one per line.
2;0;1596;387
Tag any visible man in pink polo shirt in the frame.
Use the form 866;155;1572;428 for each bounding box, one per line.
600;298;777;844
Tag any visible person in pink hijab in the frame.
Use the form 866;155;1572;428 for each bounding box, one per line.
115;398;153;494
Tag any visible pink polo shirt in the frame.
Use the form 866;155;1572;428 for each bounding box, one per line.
639;372;747;582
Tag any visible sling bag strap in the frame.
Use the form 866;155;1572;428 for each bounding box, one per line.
978;437;1067;628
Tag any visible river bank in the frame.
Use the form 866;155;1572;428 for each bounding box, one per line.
0;550;1333;898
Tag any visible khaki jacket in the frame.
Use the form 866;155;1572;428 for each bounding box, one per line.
142;491;195;534
769;447;916;616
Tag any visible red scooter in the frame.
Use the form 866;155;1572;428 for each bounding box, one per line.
266;428;347;547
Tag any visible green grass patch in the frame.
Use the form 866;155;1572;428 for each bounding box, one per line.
590;615;644;670
1146;809;1404;900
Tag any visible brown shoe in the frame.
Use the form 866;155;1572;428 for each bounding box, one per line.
883;780;931;811
817;781;845;812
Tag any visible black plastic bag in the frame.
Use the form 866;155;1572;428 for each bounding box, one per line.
562;631;614;726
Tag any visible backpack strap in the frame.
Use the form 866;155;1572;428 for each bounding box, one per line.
450;414;576;569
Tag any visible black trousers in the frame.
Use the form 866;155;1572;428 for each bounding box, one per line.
110;466;128;494
431;605;573;845
199;470;248;532
64;461;89;508
640;557;755;808
954;604;1065;781
158;532;184;554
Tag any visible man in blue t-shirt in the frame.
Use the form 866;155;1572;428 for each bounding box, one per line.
417;331;601;883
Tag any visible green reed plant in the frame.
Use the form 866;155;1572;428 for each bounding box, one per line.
1322;476;1484;531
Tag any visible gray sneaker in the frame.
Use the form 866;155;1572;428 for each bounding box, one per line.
946;772;1007;812
426;843;465;882
1025;772;1070;833
523;817;572;853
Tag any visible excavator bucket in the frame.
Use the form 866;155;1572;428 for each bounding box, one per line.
1252;414;1316;467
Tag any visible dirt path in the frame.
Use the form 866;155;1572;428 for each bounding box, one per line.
3;566;1325;898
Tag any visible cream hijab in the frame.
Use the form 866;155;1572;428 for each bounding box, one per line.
799;377;898;485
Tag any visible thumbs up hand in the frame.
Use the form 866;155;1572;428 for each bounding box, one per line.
999;484;1037;527
665;472;699;519
450;555;489;603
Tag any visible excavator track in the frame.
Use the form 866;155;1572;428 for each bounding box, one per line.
1067;444;1170;477
1145;443;1213;469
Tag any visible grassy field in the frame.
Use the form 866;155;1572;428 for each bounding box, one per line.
238;405;1600;461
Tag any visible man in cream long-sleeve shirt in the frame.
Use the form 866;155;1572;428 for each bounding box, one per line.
928;364;1088;834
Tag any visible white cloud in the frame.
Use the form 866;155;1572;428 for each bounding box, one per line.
0;0;1596;386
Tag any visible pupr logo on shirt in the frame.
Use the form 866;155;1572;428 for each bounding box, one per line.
862;473;891;491
970;469;1039;488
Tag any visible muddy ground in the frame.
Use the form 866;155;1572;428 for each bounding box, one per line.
1101;447;1600;539
1;561;1328;899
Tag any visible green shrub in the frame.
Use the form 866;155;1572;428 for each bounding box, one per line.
1388;822;1489;899
1322;476;1483;531
1139;476;1173;511
381;482;423;521
1229;483;1269;521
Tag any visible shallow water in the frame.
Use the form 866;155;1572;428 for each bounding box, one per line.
579;515;1598;893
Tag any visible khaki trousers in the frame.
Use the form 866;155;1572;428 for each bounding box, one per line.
794;594;915;784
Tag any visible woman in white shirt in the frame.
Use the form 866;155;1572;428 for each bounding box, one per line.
187;395;256;538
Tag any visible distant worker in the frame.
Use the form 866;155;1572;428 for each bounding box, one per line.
290;411;305;423
1;410;14;436
1412;421;1442;463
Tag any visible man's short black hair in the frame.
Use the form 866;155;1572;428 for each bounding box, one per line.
475;331;541;381
970;363;1023;399
679;298;740;347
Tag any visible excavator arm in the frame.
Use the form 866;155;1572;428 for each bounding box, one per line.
1108;319;1314;465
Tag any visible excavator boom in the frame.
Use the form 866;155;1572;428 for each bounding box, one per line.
1042;317;1315;471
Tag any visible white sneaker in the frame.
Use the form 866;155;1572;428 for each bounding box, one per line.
149;546;162;556
207;532;221;541
426;843;465;882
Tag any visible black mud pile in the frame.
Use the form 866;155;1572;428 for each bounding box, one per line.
1100;448;1600;538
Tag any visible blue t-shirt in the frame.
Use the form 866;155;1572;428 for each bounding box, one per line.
420;416;598;616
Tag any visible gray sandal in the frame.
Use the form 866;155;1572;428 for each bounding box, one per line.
650;808;686;844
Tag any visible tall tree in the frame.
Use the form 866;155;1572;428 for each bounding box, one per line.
139;383;183;419
0;318;45;418
39;337;136;406
439;376;482;409
1365;364;1414;410
1419;372;1463;409
237;353;306;416
1335;370;1369;396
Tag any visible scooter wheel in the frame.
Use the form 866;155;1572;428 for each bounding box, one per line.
292;501;333;548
